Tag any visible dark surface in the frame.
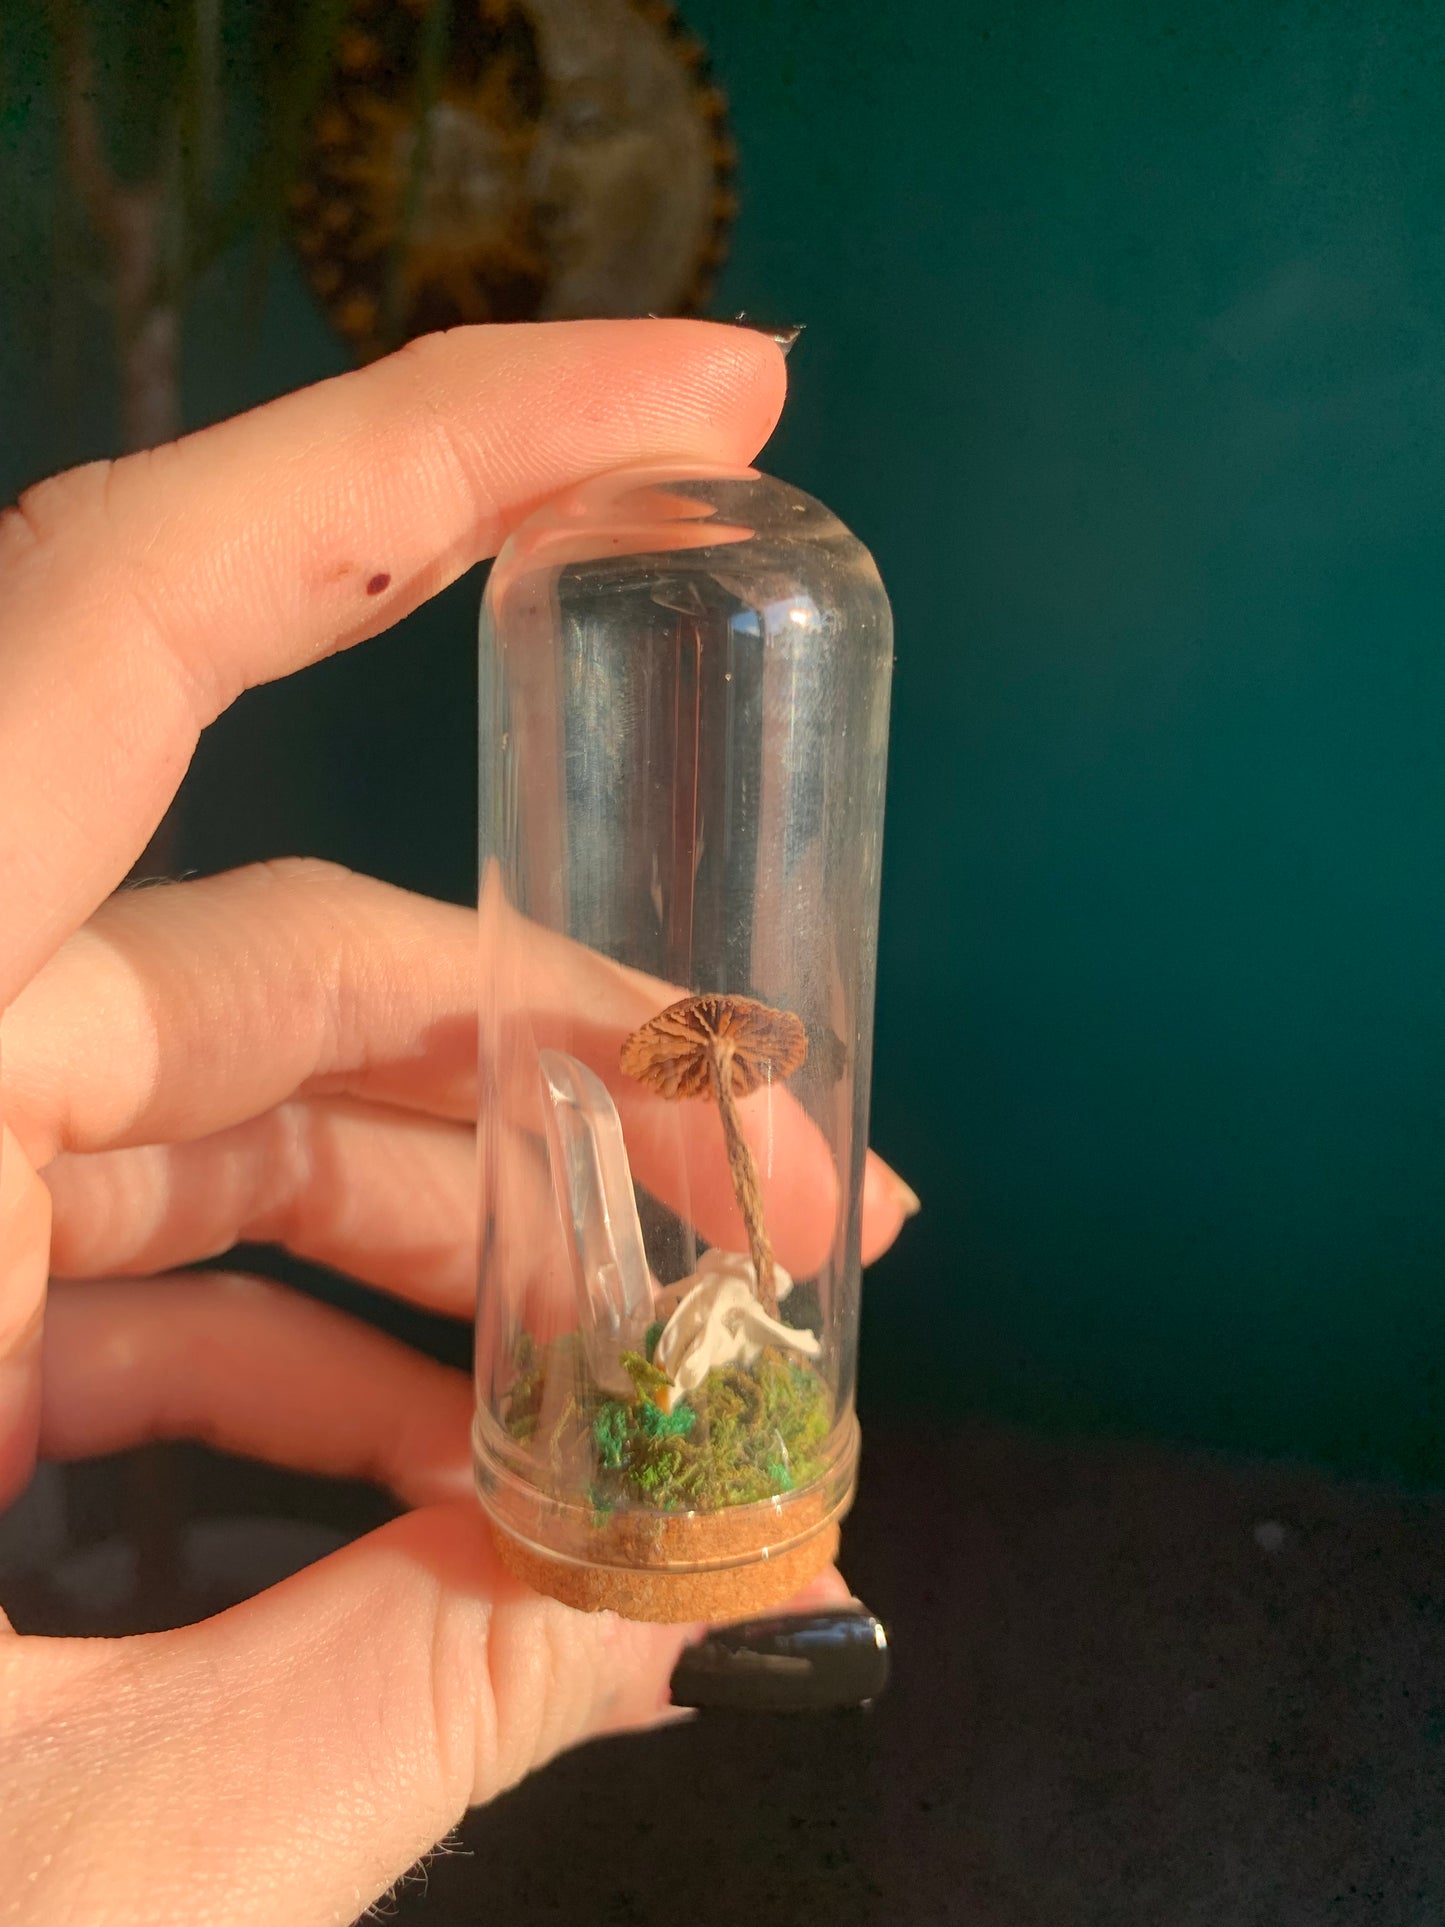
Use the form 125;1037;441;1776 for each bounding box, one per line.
6;1420;1444;1925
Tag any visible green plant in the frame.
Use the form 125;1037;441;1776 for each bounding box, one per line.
504;1335;832;1515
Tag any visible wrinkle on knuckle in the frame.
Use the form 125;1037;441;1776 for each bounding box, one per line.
110;552;220;727
425;1584;496;1819
387;332;506;518
416;396;494;527
481;1606;543;1797
0;496;45;569
231;857;365;1063
243;1102;313;1245
533;1606;590;1767
427;1584;580;1809
247;854;357;898
0;456;224;748
0;461;115;569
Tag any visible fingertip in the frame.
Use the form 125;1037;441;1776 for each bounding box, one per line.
0;318;792;1009
789;1566;855;1610
861;1149;919;1264
663;315;790;449
558;316;789;466
581;1610;709;1739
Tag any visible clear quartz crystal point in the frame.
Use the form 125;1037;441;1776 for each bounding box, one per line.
537;1048;655;1394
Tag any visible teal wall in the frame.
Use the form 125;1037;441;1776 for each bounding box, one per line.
3;1;1444;1482
689;0;1445;1481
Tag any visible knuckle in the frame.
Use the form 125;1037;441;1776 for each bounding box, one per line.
0;461;116;570
224;858;369;1052
427;1587;587;1809
389;328;453;376
426;1585;500;1814
236;855;360;899
125;857;368;950
386;332;490;497
0;1153;51;1357
0;452;220;724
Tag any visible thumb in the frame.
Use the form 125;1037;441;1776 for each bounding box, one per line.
2;1503;700;1927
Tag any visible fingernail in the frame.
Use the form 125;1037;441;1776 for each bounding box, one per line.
892;1175;921;1219
729;314;805;357
669;1604;890;1713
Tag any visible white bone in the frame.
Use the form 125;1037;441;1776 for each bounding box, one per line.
652;1251;820;1410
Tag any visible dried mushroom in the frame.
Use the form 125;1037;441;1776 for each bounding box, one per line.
621;992;807;1316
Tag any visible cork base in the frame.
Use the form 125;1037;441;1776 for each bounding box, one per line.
491;1513;840;1623
487;1464;847;1618
475;1414;859;1624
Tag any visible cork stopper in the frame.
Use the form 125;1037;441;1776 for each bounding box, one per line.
489;1498;841;1624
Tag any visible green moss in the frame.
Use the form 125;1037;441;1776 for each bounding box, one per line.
643;1319;666;1363
634;1443;686;1498
620;1350;672;1402
504;1335;832;1515
592;1400;630;1468
502;1337;545;1436
639;1399;697;1440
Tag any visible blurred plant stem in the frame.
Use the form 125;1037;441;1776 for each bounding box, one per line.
39;0;380;877
56;5;182;866
52;0;184;453
383;0;451;346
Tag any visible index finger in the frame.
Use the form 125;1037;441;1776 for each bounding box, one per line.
0;320;786;1009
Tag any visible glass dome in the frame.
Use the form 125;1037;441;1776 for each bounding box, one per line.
475;463;893;1622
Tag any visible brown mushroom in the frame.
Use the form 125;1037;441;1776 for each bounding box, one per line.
621;993;808;1317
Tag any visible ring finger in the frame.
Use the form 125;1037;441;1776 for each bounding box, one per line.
38;1273;474;1508
43;1097;494;1315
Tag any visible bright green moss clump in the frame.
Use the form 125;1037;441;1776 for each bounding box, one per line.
503;1336;831;1512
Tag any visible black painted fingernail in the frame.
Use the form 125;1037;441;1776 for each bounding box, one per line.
669;1605;889;1713
729;314;806;357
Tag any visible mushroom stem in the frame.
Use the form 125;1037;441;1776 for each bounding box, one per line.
707;1043;779;1318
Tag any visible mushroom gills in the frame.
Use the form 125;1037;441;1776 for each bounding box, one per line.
619;992;809;1318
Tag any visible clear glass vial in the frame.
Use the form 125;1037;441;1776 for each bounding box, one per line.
475;462;893;1622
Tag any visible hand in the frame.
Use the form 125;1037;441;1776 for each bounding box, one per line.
0;321;918;1926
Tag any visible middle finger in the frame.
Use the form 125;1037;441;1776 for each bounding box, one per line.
7;858;915;1267
2;860;477;1166
43;1097;484;1314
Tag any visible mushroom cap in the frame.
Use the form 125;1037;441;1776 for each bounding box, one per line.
620;992;808;1100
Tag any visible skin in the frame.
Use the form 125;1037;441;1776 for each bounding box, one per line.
0;321;918;1927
